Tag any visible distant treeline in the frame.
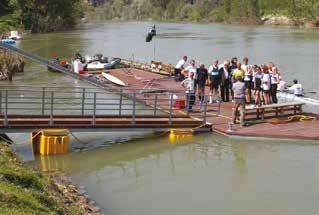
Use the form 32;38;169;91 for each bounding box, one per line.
0;0;84;33
87;0;319;24
1;0;319;33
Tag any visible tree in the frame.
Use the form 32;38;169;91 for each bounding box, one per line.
149;0;172;10
0;0;18;16
18;0;83;32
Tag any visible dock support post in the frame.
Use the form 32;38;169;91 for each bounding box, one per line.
49;91;54;126
0;91;2;113
119;89;123;116
41;87;45;115
4;90;8;127
92;92;97;125
169;93;173;126
131;92;136;125
153;94;158;116
203;94;207;123
81;88;85;116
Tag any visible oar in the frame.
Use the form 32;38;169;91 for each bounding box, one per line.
305;91;317;94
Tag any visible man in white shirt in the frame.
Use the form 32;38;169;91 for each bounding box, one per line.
174;56;187;81
184;59;197;78
288;79;303;96
181;72;195;112
241;57;252;72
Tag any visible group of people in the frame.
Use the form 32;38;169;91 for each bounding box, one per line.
176;56;303;126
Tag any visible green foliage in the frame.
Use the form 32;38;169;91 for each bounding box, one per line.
0;0;18;16
18;0;83;33
0;143;83;214
2;0;319;32
0;12;20;31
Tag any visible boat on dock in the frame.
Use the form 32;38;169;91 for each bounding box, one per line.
277;91;319;106
47;59;71;72
8;31;22;40
120;59;173;76
85;58;121;71
1;38;16;45
102;72;127;87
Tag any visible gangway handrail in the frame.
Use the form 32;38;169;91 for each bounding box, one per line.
0;42;76;75
0;88;211;129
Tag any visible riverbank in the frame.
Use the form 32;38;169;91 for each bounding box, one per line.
82;15;319;30
0;142;100;214
84;0;319;29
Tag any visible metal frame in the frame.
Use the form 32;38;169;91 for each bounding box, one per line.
0;86;212;129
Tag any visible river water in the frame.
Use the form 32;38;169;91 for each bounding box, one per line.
4;21;319;214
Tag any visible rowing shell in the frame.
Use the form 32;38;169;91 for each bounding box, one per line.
102;72;127;87
277;91;319;106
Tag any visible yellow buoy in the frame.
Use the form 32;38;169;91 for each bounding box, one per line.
169;129;193;144
170;129;194;136
31;129;69;156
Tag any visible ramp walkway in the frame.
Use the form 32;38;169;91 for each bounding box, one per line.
0;42;74;75
0;86;210;133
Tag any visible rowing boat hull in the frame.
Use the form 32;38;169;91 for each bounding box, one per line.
101;72;127;87
277;91;319;106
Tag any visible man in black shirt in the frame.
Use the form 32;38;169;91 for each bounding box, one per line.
196;63;208;105
219;60;231;102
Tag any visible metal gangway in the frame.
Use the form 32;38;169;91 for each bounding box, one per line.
0;42;135;92
0;42;74;75
0;86;211;133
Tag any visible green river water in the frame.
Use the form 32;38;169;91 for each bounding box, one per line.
3;21;319;214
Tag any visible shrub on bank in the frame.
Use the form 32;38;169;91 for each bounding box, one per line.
0;49;24;81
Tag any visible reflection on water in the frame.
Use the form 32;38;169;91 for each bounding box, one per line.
32;134;319;215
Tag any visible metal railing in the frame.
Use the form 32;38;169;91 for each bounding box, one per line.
0;42;73;75
0;86;220;127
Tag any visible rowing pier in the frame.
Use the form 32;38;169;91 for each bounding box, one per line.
1;42;319;142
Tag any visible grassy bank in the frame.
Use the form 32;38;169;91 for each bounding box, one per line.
0;142;84;214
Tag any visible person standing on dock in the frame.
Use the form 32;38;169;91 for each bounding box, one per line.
219;60;231;102
208;60;221;103
270;67;280;103
196;63;208;106
261;65;271;105
229;57;238;102
181;72;195;112
232;63;245;81
184;59;197;78
232;77;246;127
253;65;263;107
242;57;253;104
174;56;187;82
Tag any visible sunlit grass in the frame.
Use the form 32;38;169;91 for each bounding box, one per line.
0;143;83;214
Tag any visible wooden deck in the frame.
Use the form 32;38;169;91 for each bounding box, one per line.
95;67;319;140
203;103;319;140
0;115;209;132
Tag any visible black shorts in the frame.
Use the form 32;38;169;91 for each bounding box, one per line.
254;85;261;91
245;81;252;90
174;68;181;76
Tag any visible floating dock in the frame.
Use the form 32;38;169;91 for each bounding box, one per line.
0;42;317;140
85;65;319;141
